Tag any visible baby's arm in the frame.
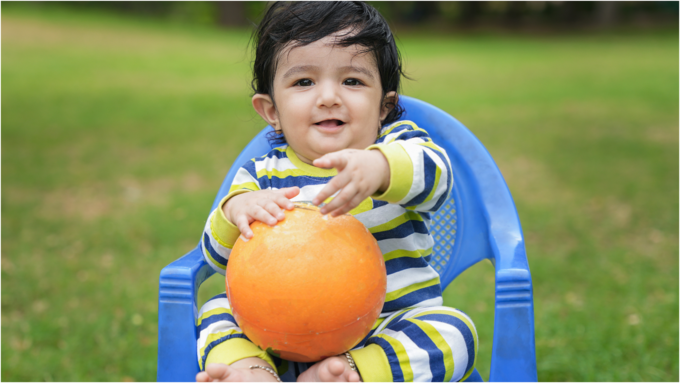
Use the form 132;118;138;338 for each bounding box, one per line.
200;159;299;274
313;122;452;216
312;149;389;217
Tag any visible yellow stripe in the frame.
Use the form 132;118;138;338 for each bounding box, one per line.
382;247;432;263
350;344;393;382
255;167;329;180
369;210;423;234
368;143;413;203
406;318;455;381
348;197;374;215
198;330;241;369
229;182;259;194
196;306;232;327
385;277;440;302
209;209;237;250
417;140;444;152
202;241;226;271
380;121;427;142
374;334;414;382
204;337;276;372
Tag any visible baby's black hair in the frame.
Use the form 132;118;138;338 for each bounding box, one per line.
250;1;406;146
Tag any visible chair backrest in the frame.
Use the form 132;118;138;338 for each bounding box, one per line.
210;95;517;288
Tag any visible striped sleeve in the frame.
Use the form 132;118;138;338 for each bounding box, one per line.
368;121;453;213
200;160;262;275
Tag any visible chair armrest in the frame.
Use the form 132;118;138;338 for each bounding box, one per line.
489;258;537;381
157;246;215;381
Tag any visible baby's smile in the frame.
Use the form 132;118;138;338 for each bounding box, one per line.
314;119;346;130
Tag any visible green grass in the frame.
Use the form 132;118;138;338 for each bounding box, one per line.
2;5;678;382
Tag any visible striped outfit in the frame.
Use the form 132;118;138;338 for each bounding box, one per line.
198;121;478;381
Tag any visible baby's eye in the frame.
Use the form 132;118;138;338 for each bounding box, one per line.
294;79;314;87
343;78;363;86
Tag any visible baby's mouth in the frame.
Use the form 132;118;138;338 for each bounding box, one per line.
315;119;345;128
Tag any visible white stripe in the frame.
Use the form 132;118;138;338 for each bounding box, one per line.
197;319;242;358
377;232;434;254
386;266;441;292
354;203;406;228
255;156;298;173
404;306;478;342
426;320;469;381
417;146;450;210
381;328;434;382
407;296;445;310
197;297;231;317
205;214;232;260
398;142;426;204
232;168;259;186
292;184;330;203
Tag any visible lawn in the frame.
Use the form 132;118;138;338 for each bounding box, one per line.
2;5;678;382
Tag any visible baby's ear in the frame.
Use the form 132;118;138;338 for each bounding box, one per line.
252;93;279;129
380;91;398;122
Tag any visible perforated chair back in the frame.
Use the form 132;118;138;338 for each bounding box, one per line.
157;96;537;381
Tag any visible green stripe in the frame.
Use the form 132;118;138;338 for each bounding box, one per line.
385;277;440;302
369;210;423;234
383;247;432;262
229;182;259;194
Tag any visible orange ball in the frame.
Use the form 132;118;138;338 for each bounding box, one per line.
226;203;386;362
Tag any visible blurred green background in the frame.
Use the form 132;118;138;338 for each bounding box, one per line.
2;2;678;381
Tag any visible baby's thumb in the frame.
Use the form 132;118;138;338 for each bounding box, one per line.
279;186;300;198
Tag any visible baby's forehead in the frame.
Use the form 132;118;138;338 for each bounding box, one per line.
277;39;378;72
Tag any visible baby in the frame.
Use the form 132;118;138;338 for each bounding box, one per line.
196;2;477;382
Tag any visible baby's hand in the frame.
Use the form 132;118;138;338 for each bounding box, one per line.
312;149;389;217
224;187;300;239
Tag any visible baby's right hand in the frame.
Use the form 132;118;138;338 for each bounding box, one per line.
223;187;300;239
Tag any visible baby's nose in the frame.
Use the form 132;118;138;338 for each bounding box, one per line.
317;82;342;108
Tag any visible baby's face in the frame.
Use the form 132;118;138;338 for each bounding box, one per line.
259;34;394;164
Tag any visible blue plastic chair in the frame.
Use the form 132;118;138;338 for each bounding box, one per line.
157;95;537;382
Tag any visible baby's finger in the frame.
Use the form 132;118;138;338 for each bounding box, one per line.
250;205;278;226
235;215;253;239
259;199;286;221
313;171;352;206
320;183;357;215
331;193;366;217
313;152;348;170
275;186;300;200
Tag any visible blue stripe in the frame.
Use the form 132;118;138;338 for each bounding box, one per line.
390;320;446;381
203;232;228;268
370;337;405;382
392;129;431;142
414;313;477;375
256;174;334;189
372;219;428;241
403;154;437;207
197;312;237;332
353;324;380;349
372;199;389;209
241;158;259;178
377;124;413;143
385;257;431;275
200;333;249;371
382;283;442;313
260;147;289;160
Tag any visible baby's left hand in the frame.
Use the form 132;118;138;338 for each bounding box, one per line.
312;149;390;217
